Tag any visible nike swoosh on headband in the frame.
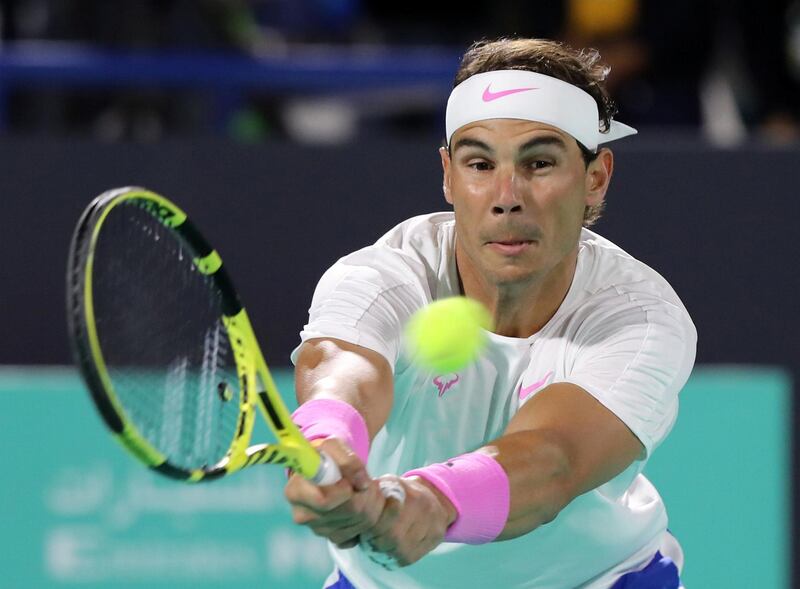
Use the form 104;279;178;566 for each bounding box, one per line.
447;71;638;151
482;84;538;102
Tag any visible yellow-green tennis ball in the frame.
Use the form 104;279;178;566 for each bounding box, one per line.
406;297;492;373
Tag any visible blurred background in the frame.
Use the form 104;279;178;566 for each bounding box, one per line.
0;0;797;587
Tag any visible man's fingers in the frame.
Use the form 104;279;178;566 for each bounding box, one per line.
360;475;449;567
362;500;404;561
326;523;366;546
315;438;370;491
285;473;354;514
335;537;360;549
292;504;365;527
291;505;318;526
289;477;388;546
368;480;404;537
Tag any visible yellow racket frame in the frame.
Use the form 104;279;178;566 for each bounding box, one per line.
71;187;325;482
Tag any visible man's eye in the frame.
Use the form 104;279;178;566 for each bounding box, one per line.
530;160;553;169
468;161;492;171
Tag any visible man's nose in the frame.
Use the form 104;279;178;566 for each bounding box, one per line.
492;169;523;215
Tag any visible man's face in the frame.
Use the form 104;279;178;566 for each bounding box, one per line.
440;119;612;289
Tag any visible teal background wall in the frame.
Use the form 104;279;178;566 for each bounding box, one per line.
0;366;791;588
644;368;791;589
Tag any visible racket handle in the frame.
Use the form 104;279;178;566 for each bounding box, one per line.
312;453;408;508
311;450;342;485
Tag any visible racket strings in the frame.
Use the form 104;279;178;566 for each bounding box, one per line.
91;202;241;471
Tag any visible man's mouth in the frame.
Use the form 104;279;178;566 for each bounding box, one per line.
486;239;535;255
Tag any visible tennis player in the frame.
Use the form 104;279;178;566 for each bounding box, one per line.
285;38;696;589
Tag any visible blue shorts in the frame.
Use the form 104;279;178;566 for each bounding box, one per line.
323;551;682;588
610;551;682;589
324;570;357;589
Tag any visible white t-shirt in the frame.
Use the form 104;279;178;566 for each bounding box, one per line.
293;212;697;589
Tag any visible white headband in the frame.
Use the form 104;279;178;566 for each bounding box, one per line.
445;70;637;152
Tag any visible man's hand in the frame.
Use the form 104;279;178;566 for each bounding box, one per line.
284;437;386;548
362;474;457;567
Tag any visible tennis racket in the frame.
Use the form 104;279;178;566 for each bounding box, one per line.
67;187;404;569
66;186;342;484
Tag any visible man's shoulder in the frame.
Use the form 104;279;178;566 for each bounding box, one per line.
576;229;690;314
324;212;455;292
375;212;455;251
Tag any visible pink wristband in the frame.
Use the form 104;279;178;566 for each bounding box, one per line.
291;398;370;464
404;452;510;544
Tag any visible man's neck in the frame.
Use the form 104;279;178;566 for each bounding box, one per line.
458;247;579;339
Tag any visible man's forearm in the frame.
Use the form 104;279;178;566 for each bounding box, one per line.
410;429;575;543
487;429;575;540
294;338;394;441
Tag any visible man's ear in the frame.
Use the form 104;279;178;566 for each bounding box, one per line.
440;146;453;205
585;148;614;207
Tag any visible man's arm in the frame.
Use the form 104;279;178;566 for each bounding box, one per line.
285;337;397;548
294;337;394;437
286;340;644;561
489;382;643;539
366;382;643;563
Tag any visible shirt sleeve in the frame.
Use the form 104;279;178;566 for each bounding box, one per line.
291;247;429;370
560;294;697;458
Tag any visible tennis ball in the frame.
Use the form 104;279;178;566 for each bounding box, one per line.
405;297;492;373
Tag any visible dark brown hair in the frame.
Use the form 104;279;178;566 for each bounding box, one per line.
452;38;618;225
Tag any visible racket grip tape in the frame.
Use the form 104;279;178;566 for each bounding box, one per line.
311;450;342;485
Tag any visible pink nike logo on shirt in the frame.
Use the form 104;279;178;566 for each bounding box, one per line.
518;370;554;401
482;84;538;102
